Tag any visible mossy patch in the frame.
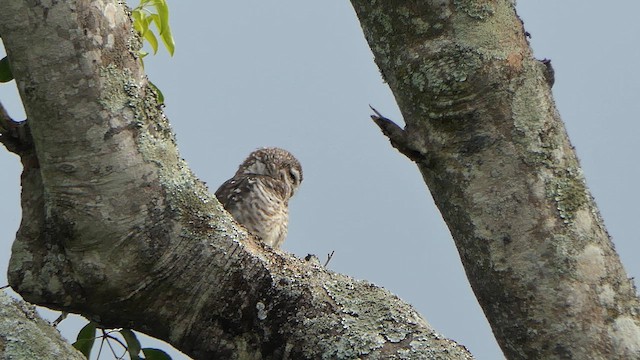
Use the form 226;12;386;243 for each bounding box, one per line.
454;0;496;20
547;167;588;224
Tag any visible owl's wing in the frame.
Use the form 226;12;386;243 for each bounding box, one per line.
215;175;289;209
214;177;246;210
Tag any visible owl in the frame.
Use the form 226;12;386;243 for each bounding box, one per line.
215;147;303;248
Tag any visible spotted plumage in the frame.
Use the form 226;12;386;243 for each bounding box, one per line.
215;147;302;248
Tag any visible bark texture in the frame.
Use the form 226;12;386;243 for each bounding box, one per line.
0;1;472;359
0;292;85;360
351;0;640;359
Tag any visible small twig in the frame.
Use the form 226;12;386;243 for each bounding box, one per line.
102;329;123;359
0;101;11;127
52;311;68;327
104;333;129;354
541;58;555;88
369;105;424;162
97;332;106;360
0;284;9;290
369;105;406;142
0;100;33;154
324;250;335;267
0;101;18;134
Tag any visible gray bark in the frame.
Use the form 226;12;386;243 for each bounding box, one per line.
0;291;85;360
0;1;472;359
350;0;640;359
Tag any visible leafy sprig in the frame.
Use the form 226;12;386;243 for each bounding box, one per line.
72;321;172;360
131;0;175;57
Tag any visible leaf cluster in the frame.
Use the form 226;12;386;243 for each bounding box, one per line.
73;321;173;360
131;0;175;57
130;0;175;104
0;0;176;90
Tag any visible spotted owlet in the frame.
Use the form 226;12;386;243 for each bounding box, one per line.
215;147;303;248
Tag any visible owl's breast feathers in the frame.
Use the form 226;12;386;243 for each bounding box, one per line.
215;175;289;248
214;147;302;249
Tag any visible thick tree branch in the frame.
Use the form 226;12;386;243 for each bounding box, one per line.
0;1;472;358
0;292;85;360
351;0;640;358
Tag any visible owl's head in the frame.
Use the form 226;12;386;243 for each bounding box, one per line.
236;147;303;197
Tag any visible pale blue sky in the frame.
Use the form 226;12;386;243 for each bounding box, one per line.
1;2;638;359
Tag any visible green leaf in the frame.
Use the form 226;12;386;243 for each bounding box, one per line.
131;9;147;35
142;348;173;360
72;321;97;358
120;329;142;359
154;0;170;31
0;56;14;83
134;0;153;11
143;28;159;54
149;14;162;33
154;0;175;56
131;0;175;56
159;25;175;56
148;81;164;103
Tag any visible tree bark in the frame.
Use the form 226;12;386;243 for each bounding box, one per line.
351;0;640;359
0;1;472;359
0;291;85;360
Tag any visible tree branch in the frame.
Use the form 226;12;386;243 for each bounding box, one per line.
0;100;33;155
351;0;640;358
369;105;425;163
0;292;85;360
0;2;472;358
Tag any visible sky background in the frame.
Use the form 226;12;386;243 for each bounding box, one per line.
1;1;639;359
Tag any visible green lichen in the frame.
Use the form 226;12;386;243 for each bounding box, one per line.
396;6;432;35
98;64;167;137
547;167;588;224
98;64;135;113
403;44;481;97
98;63;219;236
395;43;483;124
454;0;496;20
312;275;436;358
410;71;428;92
0;293;85;359
510;59;561;168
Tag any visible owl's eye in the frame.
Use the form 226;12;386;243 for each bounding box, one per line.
288;169;300;184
